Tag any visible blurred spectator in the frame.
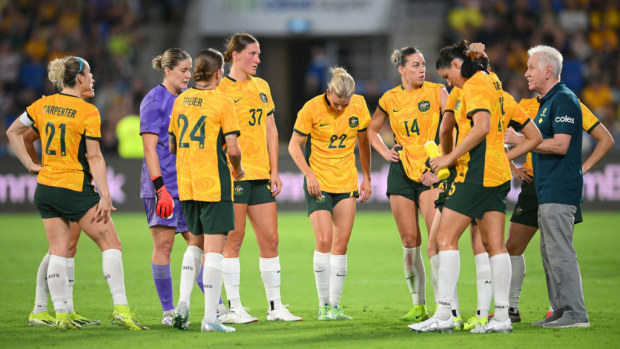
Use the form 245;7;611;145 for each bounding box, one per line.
116;114;143;159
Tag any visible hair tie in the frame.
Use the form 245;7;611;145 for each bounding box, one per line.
68;57;84;83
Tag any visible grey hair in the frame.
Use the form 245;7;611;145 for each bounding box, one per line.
528;45;563;79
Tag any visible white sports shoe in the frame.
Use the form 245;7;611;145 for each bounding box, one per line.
172;302;190;330
471;318;513;333
201;318;236;332
267;305;302;321
408;315;455;333
219;307;258;324
161;309;174;326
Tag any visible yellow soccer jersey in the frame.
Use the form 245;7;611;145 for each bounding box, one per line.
26;93;101;192
455;71;511;187
169;88;240;202
447;87;471;170
519;97;600;174
293;94;371;193
377;82;444;181
217;76;275;180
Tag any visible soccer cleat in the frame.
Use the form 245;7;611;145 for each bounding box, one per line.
471;317;512;333
162;309;174;326
463;315;489;330
29;312;56;327
267;305;302;321
172;302;190;330
55;313;81;330
111;305;149;330
329;306;352;320
201;318;236;332
545;311;553;318
453;316;464;330
408;315;454;333
318;305;331;321
219;307;258;324
70;312;100;326
400;305;429;323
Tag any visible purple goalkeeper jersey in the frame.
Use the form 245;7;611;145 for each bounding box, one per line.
139;84;179;198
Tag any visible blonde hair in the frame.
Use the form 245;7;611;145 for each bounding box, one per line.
152;48;191;72
47;56;83;90
327;67;355;98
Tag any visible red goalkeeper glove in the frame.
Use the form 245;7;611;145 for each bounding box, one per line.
152;175;174;218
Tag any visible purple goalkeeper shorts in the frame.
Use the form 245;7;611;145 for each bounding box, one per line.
143;198;188;233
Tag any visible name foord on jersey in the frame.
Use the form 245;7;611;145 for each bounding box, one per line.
554;115;575;124
43;105;76;118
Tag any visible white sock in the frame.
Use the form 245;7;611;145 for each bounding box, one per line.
474;253;492;318
509;255;525;311
47;255;68;314
452;282;461;318
489;253;511;322
66;257;75;313
329;254;347;307
259;256;282;311
437;250;460;321
403;246;426;305
33;253;50;314
203;253;223;324
313;251;331;306
178;245;204;308
430;254;439;307
102;249;128;306
222;257;242;309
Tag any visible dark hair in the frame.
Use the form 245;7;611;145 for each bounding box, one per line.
192;48;224;82
223;33;258;63
48;56;84;90
391;47;422;67
436;40;488;78
152;48;191;72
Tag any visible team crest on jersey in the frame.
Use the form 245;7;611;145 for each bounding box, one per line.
455;100;461;110
418;100;430;112
349;116;359;128
260;93;268;104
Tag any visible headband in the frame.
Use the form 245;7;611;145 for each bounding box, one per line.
68;57;84;84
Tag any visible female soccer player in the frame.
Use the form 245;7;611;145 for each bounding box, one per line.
217;33;301;323
23;129;99;327
6;56;146;330
367;46;448;323
140;48;205;325
409;41;541;333
505;99;613;322
288;67;372;320
169;48;244;333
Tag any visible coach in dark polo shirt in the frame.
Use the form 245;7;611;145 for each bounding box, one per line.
524;45;589;328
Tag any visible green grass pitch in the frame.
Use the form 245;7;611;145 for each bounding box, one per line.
1;211;619;348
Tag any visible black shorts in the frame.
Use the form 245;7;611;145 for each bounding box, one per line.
233;180;276;205
510;180;583;228
304;188;358;216
444;181;511;219
386;161;430;204
181;200;234;235
34;184;99;222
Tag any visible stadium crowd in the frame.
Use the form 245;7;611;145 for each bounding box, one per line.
1;0;618;159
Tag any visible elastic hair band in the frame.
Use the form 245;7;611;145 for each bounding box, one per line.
68;57;84;84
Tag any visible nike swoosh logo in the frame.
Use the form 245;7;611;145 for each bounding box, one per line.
319;123;329;127
393;109;401;113
234;98;242;103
